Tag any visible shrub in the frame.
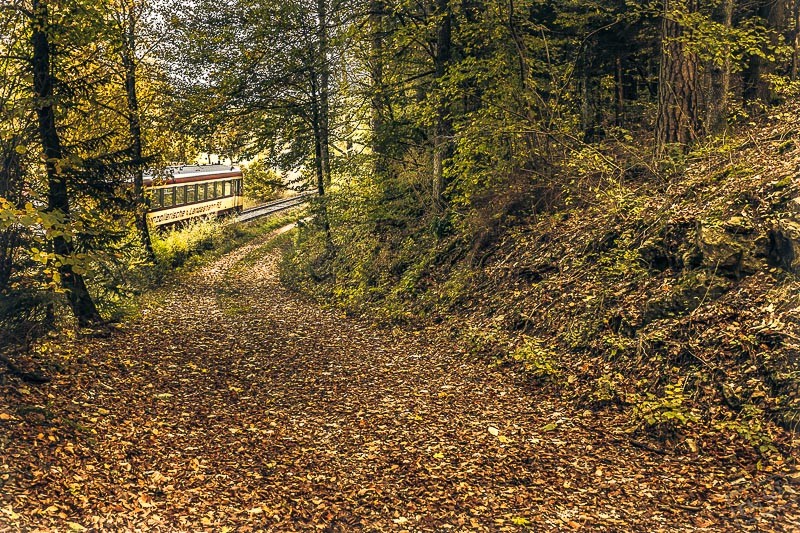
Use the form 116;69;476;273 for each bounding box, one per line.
590;373;625;406
714;404;779;456
631;382;699;438
151;216;223;268
510;336;562;382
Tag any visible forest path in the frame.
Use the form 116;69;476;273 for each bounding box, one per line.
1;226;797;532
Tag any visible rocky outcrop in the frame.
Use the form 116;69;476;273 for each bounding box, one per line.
767;219;800;274
696;220;762;279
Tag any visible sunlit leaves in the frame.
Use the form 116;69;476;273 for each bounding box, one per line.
0;197;93;290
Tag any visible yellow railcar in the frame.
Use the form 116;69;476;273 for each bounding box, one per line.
145;165;243;227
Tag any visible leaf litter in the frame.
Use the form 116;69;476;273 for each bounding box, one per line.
1;227;799;531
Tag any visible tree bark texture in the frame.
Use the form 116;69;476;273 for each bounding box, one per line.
655;0;701;154
615;55;624;127
744;0;785;105
31;0;102;327
0;148;23;292
310;76;332;242
706;0;733;132
0;228;18;292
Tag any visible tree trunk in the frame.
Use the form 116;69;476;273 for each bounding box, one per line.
370;0;388;177
744;0;785;106
721;0;733;122
31;0;102;327
655;0;702;155
310;75;332;243
121;6;155;261
615;54;624;127
508;0;529;91
707;0;733;131
432;0;452;211
0;228;18;292
317;0;332;188
792;0;800;80
0;149;22;292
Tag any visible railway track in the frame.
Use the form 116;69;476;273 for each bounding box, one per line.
238;193;314;223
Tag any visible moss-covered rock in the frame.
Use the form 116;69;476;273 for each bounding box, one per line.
723;216;754;234
767;220;800;273
642;271;732;325
696;222;761;278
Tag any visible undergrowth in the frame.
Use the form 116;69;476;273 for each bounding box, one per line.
280;104;800;458
152;211;302;272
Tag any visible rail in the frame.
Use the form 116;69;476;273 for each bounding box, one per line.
238;193;314;223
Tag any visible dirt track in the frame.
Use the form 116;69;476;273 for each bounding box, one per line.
1;226;798;531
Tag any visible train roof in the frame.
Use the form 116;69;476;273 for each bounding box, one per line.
144;164;242;185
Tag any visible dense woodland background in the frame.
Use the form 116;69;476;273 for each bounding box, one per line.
2;0;800;446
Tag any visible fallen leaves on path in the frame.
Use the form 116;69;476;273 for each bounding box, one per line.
1;227;799;531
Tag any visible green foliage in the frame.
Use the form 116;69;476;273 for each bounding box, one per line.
0;198;91;293
461;325;510;360
600;334;636;359
510;337;561;382
242;159;283;203
590;373;625;406
714;404;779;456
149;211;302;272
674;8;787;69
632;383;699;437
151;216;222;268
596;240;648;281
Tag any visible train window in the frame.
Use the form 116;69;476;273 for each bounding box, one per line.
224;181;231;196
150;190;161;209
175;186;185;205
187;184;196;204
213;182;220;198
162;189;173;208
198;184;207;202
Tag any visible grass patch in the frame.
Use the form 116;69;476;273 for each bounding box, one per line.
152;210;304;272
221;304;252;316
109;210;305;322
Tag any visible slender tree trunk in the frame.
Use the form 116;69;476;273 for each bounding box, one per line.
579;55;601;141
0;151;22;292
793;0;800;80
615;54;624;127
310;75;332;243
370;0;387;176
317;0;332;188
508;0;529;91
707;0;733;131
121;7;155;261
31;0;102;327
432;0;452;211
655;0;701;155
721;0;733;120
580;74;590;134
0;228;18;292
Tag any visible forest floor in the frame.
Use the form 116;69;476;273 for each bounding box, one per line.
2;225;800;532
